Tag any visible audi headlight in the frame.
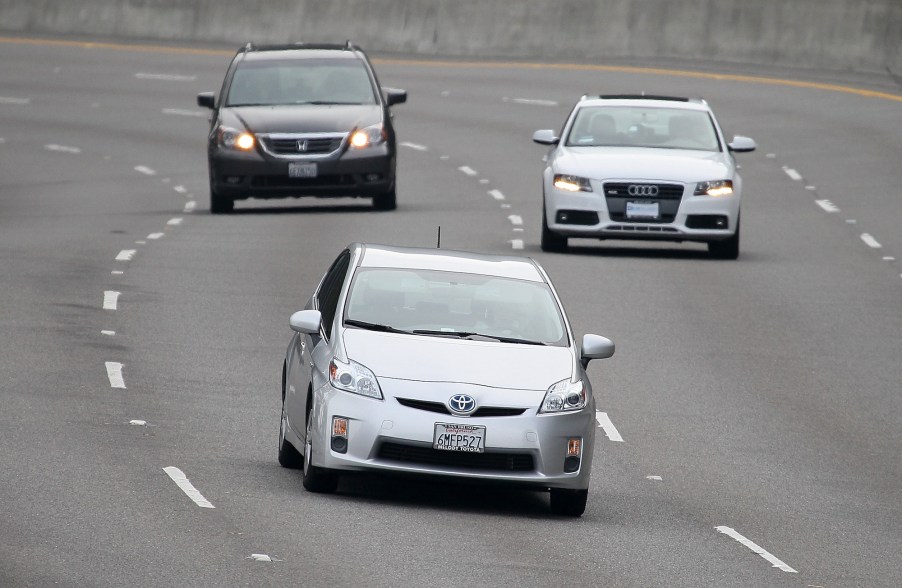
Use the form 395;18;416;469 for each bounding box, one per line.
539;379;586;413
694;179;733;197
553;174;593;193
329;358;383;399
217;126;255;151
349;123;386;149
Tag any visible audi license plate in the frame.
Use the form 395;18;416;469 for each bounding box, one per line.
433;423;485;453
626;201;660;220
288;162;318;178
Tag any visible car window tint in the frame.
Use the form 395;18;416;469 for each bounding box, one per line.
317;250;352;339
226;58;377;106
566;106;720;151
345;268;568;346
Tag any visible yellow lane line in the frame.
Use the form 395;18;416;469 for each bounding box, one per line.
3;35;900;103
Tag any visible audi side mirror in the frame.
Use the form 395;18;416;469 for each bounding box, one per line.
728;135;756;153
533;129;560;145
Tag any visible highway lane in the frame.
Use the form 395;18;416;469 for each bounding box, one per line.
0;36;900;587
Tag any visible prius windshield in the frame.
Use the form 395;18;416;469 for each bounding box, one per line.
344;268;568;346
566;106;720;151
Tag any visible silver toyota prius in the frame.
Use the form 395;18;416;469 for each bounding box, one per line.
279;243;615;516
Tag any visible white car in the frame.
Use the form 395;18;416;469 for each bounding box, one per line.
534;95;756;258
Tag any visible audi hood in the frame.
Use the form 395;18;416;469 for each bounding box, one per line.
555;146;734;182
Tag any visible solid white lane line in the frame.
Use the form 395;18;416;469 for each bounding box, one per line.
458;166;478;176
511;239;524;250
595;411;624;442
0;96;30;105
115;249;136;261
135;73;196;81
503;97;559;107
134;165;156;176
860;234;882;248
715;526;797;573
783;168;803;181
147;232;164;240
400;141;428;151
489;189;505;200
167;217;183;226
163;467;215;509
101;330;115;336
508;215;523;226
44;144;81;154
162;108;206;117
105;362;126;389
103;291;120;310
815;199;839;213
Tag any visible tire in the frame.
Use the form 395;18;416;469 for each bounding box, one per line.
372;188;396;211
549;488;588;517
278;404;304;469
708;217;740;260
210;183;234;214
541;207;568;252
302;407;339;493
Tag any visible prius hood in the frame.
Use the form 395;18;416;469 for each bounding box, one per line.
341;329;574;391
222;104;382;134
557;147;734;182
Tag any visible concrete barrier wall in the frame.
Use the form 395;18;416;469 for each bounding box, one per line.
1;0;899;76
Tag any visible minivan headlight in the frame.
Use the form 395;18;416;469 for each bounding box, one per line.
329;358;383;399
217;126;255;151
349;123;386;149
539;379;586;413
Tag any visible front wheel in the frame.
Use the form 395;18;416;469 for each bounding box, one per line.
210;182;234;214
549;488;588;517
302;408;339;493
541;207;568;252
708;218;740;260
277;405;303;469
372;188;396;211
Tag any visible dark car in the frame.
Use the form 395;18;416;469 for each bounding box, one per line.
197;42;406;213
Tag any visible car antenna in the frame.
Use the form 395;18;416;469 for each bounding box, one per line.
436;226;441;248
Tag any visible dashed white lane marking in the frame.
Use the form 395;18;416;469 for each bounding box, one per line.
503;97;559;107
501;204;512;209
173;185;187;194
167;217;183;226
715;526;798;573
882;256;895;261
595;411;624;442
184;201;196;212
805;185;817;191
489;189;505;201
646;475;663;481
105;362;126;389
101;330;115;336
766;153;776;159
511;239;524;250
508;215;523;226
147;232;164;240
400;141;428;151
860;234;882;248
846;219;857;224
134;165;156;176
248;554;273;562
111;270;124;275
783;168;803;181
135;240;146;245
479;179;490;185
115;249;136;261
44;144;81;154
0;137;5;144
458;166;478;176
129;420;147;426
0;96;30;105
162;108;206;117
512;227;524;232
103;291;120;310
135;73;196;82
163;467;215;509
815;199;840;213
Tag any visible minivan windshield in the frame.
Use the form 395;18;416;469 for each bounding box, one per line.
344;268;568;346
226;58;377;107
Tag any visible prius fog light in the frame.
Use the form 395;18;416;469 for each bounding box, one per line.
331;416;349;454
564;438;581;473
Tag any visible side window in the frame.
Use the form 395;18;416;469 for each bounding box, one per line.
316;250;351;340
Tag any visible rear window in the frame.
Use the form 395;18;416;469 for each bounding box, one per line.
226;58;377;106
566;106;720;151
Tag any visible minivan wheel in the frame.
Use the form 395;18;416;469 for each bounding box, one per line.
210;183;234;214
373;188;397;211
549;488;588;517
302;409;339;493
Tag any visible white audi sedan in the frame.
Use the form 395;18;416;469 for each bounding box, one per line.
279;243;615;516
534;95;756;258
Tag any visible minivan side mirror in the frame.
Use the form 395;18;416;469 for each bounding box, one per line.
384;88;407;107
289;310;322;334
197;92;215;110
580;334;615;368
533;129;560;145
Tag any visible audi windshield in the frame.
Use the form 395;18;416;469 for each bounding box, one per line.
566;106;721;151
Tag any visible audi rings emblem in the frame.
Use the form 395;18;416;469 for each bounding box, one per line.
627;184;659;197
448;394;477;414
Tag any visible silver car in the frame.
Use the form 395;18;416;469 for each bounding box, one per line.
534;95;756;259
279;243;615;516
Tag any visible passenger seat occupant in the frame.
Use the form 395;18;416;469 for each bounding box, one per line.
589;114;618;144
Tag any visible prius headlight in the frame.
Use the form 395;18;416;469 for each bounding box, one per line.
217;126;255;151
349;123;386;149
329;358;383;399
694;179;733;197
553;174;593;193
539;379;586;413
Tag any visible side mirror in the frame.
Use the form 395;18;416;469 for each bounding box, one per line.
533;129;560;145
728;135;756;153
197;92;215;110
384;88;407;107
580;334;614;368
289;310;322;334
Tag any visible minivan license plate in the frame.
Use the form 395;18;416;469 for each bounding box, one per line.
288;162;318;178
434;423;485;453
626;201;660;219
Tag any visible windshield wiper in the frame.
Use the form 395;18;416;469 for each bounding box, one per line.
411;329;546;345
344;319;410;334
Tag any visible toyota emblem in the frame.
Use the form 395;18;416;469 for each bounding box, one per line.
627;184;659;197
448;394;477;414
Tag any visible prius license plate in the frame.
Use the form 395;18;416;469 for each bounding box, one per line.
626;201;660;219
433;423;485;453
288;162;318;178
